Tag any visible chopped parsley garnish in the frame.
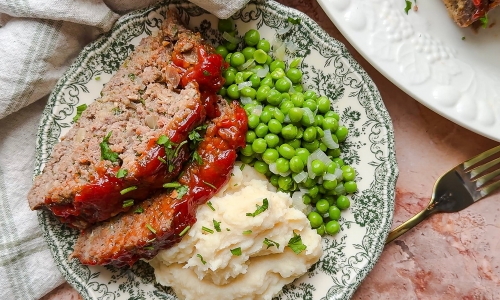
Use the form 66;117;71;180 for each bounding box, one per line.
480;14;489;28
120;186;137;195
100;131;120;162
128;73;136;80
95;76;100;81
231;173;234;177
287;231;307;254
263;238;280;249
207;201;215;211
175;185;188;199
134;207;144;214
287;17;301;24
226;228;231;231
230;247;242;256
192;152;203;165
116;168;128;178
462;36;466;40
146;224;157;234
203;70;211;76
404;0;412;14
163;182;182;188
144;246;154;251
240;164;246;171
202;226;214;234
197;254;207;264
179;226;190;236
246;198;269;217
213;219;221;232
242;230;252;235
203;181;217;189
158;156;167;164
147;238;156;243
157;134;170;145
122;199;134;208
174;140;188;157
73;104;88;122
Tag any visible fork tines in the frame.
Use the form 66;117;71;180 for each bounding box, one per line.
462;145;500;197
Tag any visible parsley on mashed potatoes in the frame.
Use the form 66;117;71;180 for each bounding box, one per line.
149;164;323;300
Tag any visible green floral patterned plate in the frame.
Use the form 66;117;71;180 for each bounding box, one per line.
34;1;398;299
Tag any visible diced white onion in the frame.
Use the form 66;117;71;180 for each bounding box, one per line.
238;81;253;90
317;177;323;184
283;76;295;93
240;96;252;105
283;114;291;123
302;107;314;124
323;173;336;181
285;41;298;53
334;183;346;195
291;191;312;214
252;105;263;116
222;32;240;44
238;59;255;71
145;115;159;129
311;148;332;166
334;167;343;181
165;66;180;87
275;43;286;61
269;163;291;177
322;129;339;149
272;37;283;51
306;154;315;179
256;64;269;78
74;128;86;143
293;171;308;183
277;23;293;35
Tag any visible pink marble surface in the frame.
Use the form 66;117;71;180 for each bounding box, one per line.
42;1;500;299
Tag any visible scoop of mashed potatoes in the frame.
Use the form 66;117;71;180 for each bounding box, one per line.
149;164;323;300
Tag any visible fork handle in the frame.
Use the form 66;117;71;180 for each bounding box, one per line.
385;203;434;244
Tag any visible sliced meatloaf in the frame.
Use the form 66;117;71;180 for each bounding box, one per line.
71;99;248;267
442;0;500;27
28;13;211;229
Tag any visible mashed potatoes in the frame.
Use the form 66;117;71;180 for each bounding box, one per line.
149;164;323;300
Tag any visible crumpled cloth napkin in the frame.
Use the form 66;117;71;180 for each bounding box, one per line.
0;0;250;299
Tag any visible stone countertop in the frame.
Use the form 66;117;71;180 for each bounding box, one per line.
42;0;500;299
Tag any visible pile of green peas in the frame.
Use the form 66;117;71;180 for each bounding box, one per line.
215;19;358;236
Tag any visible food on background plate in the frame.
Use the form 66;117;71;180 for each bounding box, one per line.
27;12;226;230
150;164;322;300
442;0;499;27
71;99;247;266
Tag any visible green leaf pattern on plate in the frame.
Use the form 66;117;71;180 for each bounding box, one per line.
34;1;398;299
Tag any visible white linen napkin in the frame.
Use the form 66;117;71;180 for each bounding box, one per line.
0;0;250;299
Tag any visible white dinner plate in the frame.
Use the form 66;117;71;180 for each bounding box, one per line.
318;0;500;142
34;0;397;299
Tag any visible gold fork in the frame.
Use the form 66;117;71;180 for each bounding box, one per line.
386;145;500;244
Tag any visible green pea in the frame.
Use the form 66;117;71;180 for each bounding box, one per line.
252;49;267;64
318;185;326;194
240;155;254;164
303;177;315;188
307;211;323;229
275;78;291;93
280;92;291;102
273;109;285;123
257;39;271;52
286;68;302;84
336;195;351;210
230;52;245;67
266;55;273;65
328;206;341;220
268;119;282;134
293;84;303;93
322;179;337;190
227;84;240;99
262;148;279;164
285;107;302;123
289;156;304;173
302;140;319;152
218;19;234;32
303;99;317;112
316;224;326;236
259;110;272;124
267;89;282;106
333;157;344;167
251;138;267;153
242;71;253;80
315;115;324;127
308;185;319;197
246;131;256;143
278;176;293;190
343;171;356;182
234;72;245;84
241;144;254;156
270;174;279;187
303;127;317;142
303;89;317;100
260;76;274;87
279;101;294;115
242;47;256;60
241;87;256;99
281;124;298;139
327;148;341;158
324;111;340;120
244;29;260;46
316;199;330;214
256;85;271;102
287;138;301;149
319;142;327;152
264;133;280;148
254;161;269;174
247;114;260;129
326;162;338;174
215;45;229;59
270;60;286;72
290;93;304;107
336;126;349;142
224;71;236;86
311;159;326;176
275;157;290;173
325;220;340;235
316;127;324;138
271;68;285;80
295;148;310;164
323;117;339;132
255;123;269;137
224;51;233;63
302;194;312;205
301;112;315;127
295;128;304;139
317;96;331;114
247;74;260;89
278;144;295;159
344;181;357;194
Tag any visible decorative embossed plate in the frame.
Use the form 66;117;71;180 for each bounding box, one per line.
34;1;397;299
318;0;500;142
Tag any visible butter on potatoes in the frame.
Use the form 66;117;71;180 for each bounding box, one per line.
149;164;322;300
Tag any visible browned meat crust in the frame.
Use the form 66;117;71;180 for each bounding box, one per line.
442;0;500;27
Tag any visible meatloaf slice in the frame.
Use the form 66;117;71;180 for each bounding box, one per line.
442;0;500;27
28;13;209;229
71;99;248;267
